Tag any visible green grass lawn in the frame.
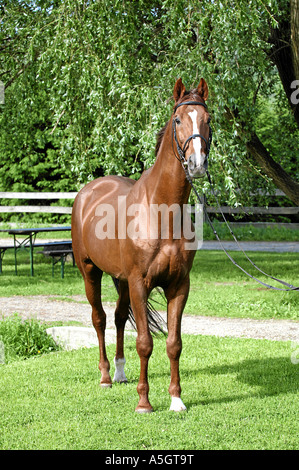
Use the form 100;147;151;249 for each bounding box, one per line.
186;250;299;321
0;231;298;450
0;335;298;450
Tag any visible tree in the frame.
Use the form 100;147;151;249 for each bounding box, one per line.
245;0;299;204
0;0;298;206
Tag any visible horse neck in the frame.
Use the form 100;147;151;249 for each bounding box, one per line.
149;120;191;206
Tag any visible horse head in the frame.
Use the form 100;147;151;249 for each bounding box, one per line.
173;78;211;179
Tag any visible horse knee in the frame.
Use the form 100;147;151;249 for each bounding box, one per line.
166;336;182;361
136;333;153;359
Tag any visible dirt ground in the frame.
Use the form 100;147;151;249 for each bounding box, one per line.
0;295;298;342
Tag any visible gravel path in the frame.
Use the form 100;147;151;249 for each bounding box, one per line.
0;295;298;343
1;239;298;252
201;240;299;253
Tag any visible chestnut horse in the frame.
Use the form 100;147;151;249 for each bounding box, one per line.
71;78;211;412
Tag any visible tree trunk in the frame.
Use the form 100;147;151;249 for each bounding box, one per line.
246;132;299;205
269;5;299;127
245;3;299;205
291;0;299;80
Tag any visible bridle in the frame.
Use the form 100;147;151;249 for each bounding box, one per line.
172;101;213;166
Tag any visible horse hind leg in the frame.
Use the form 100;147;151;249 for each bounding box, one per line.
128;278;154;413
83;263;112;387
113;279;130;384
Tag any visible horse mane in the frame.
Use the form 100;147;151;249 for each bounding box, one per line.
155;89;203;157
155;122;168;156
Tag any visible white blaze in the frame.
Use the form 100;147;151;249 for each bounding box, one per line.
188;109;204;166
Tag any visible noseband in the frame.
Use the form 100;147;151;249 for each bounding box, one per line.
172;101;212;166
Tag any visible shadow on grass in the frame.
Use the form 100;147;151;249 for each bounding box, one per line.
183;356;299;408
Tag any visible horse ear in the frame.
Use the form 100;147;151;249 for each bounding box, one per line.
197;78;209;101
173;78;186;102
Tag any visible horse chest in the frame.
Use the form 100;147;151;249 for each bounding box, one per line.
147;242;190;282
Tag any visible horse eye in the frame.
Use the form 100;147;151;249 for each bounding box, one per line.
175;117;181;125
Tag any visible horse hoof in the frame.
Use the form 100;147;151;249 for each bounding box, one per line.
169;397;187;412
114;379;128;385
100;383;112;388
135;406;154;414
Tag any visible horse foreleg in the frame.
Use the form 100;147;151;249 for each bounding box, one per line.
164;277;190;412
84;264;112;387
113;280;130;383
129;278;153;413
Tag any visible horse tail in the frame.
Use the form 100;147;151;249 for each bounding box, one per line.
112;277;167;336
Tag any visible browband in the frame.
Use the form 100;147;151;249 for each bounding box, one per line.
174;101;207;113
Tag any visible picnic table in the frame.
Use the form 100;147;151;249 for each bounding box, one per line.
0;226;72;277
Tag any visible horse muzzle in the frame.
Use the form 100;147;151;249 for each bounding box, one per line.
187;153;208;179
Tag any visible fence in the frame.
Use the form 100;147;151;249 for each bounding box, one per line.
0;191;298;228
0;192;77;215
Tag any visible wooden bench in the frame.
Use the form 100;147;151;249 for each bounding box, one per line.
37;241;74;278
0;233;73;277
0;192;77;275
0;243;15;274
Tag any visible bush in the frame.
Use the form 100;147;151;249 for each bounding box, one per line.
0;314;61;363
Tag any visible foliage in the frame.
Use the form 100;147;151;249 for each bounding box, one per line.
0;314;60;362
0;0;298;205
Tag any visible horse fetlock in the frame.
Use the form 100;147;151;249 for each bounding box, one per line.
113;357;128;383
136;384;153;412
137;381;149;397
100;371;112;387
99;360;112;387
